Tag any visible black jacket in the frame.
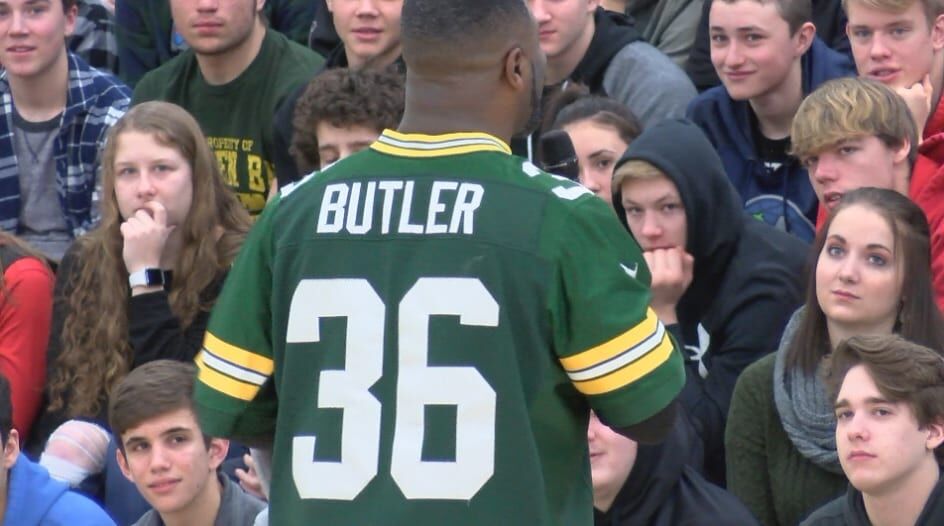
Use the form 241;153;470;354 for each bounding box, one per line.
612;119;806;483
594;416;759;525
802;474;944;525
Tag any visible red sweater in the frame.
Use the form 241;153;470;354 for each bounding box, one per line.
911;95;944;313
0;256;53;441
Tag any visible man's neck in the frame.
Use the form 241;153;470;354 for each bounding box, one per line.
8;49;69;122
345;45;401;71
601;0;628;13
196;20;266;86
748;61;804;140
161;475;222;526
927;53;944;132
399;78;514;145
863;462;939;526
546;16;596;86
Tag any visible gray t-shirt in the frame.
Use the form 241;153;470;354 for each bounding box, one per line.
13;108;72;262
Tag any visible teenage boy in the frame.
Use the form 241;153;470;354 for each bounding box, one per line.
272;0;405;187
611;118;806;483
132;0;323;216
791;76;944;310
116;0;318;87
802;335;944;525
527;0;696;129
687;0;854;242
0;0;130;262
0;373;115;525
111;360;265;526
844;0;944;139
589;411;759;524
290;67;404;175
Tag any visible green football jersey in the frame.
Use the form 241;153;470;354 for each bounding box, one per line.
194;130;685;525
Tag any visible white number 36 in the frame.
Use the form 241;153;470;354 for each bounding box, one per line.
285;278;498;501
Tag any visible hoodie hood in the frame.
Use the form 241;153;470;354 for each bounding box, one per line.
612;119;744;317
4;454;69;524
595;415;691;524
570;8;642;93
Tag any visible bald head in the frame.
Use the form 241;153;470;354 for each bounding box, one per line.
401;0;538;72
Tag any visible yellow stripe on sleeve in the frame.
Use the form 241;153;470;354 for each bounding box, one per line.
195;352;261;402
203;332;274;376
571;332;675;395
559;308;660;372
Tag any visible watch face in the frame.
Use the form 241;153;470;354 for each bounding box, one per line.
144;268;164;286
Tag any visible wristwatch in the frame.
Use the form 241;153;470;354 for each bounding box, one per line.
128;268;166;288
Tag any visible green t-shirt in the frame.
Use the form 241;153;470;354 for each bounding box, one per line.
193;130;685;525
132;29;323;216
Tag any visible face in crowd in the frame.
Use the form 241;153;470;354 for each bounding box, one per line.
117;408;229;518
327;0;403;68
815;203;904;338
708;0;814;101
619;174;687;253
845;0;944;89
834;364;944;496
169;0;264;57
562;118;629;204
0;0;76;80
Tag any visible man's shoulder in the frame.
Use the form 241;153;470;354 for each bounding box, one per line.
799;494;847;525
68;54;132;110
133;50;196;102
264;29;324;82
218;474;266;526
687;84;734;120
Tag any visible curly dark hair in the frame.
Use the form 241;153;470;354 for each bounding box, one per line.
291;67;405;173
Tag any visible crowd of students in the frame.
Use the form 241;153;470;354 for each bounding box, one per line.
0;0;943;524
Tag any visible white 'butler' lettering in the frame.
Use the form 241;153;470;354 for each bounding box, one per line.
317;180;484;235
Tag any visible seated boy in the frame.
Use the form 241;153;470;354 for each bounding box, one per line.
802;334;944;525
791;77;944;310
0;372;114;525
611;118;806;483
110;360;264;526
290;67;405;175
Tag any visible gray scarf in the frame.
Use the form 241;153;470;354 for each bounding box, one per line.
772;308;844;474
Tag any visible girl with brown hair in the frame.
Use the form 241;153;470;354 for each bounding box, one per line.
28;101;251;452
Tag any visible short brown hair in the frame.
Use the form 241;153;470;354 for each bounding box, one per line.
291;67;405;174
715;0;813;34
842;0;944;24
826;334;944;462
108;360;200;448
791;77;918;165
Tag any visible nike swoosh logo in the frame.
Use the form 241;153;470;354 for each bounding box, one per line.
620;262;638;279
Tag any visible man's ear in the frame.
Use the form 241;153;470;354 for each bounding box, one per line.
932;14;944;52
503;47;528;93
207;438;230;471
927;420;944;450
2;429;19;471
794;21;816;56
63;4;78;38
893;138;912;165
116;446;134;482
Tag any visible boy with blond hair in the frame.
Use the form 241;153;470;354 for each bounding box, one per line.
791;76;944;310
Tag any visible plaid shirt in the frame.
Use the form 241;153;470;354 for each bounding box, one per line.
0;52;130;238
69;0;119;76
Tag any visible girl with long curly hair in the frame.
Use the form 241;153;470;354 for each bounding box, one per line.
27;101;251;453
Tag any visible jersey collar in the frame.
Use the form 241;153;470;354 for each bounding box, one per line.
371;129;512;158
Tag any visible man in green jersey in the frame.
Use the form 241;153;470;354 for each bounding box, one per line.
192;0;686;524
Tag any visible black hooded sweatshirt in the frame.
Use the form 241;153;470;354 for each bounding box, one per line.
594;416;759;526
802;473;944;525
612;119;806;483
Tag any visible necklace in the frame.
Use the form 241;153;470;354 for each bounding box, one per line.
21;131;50;164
